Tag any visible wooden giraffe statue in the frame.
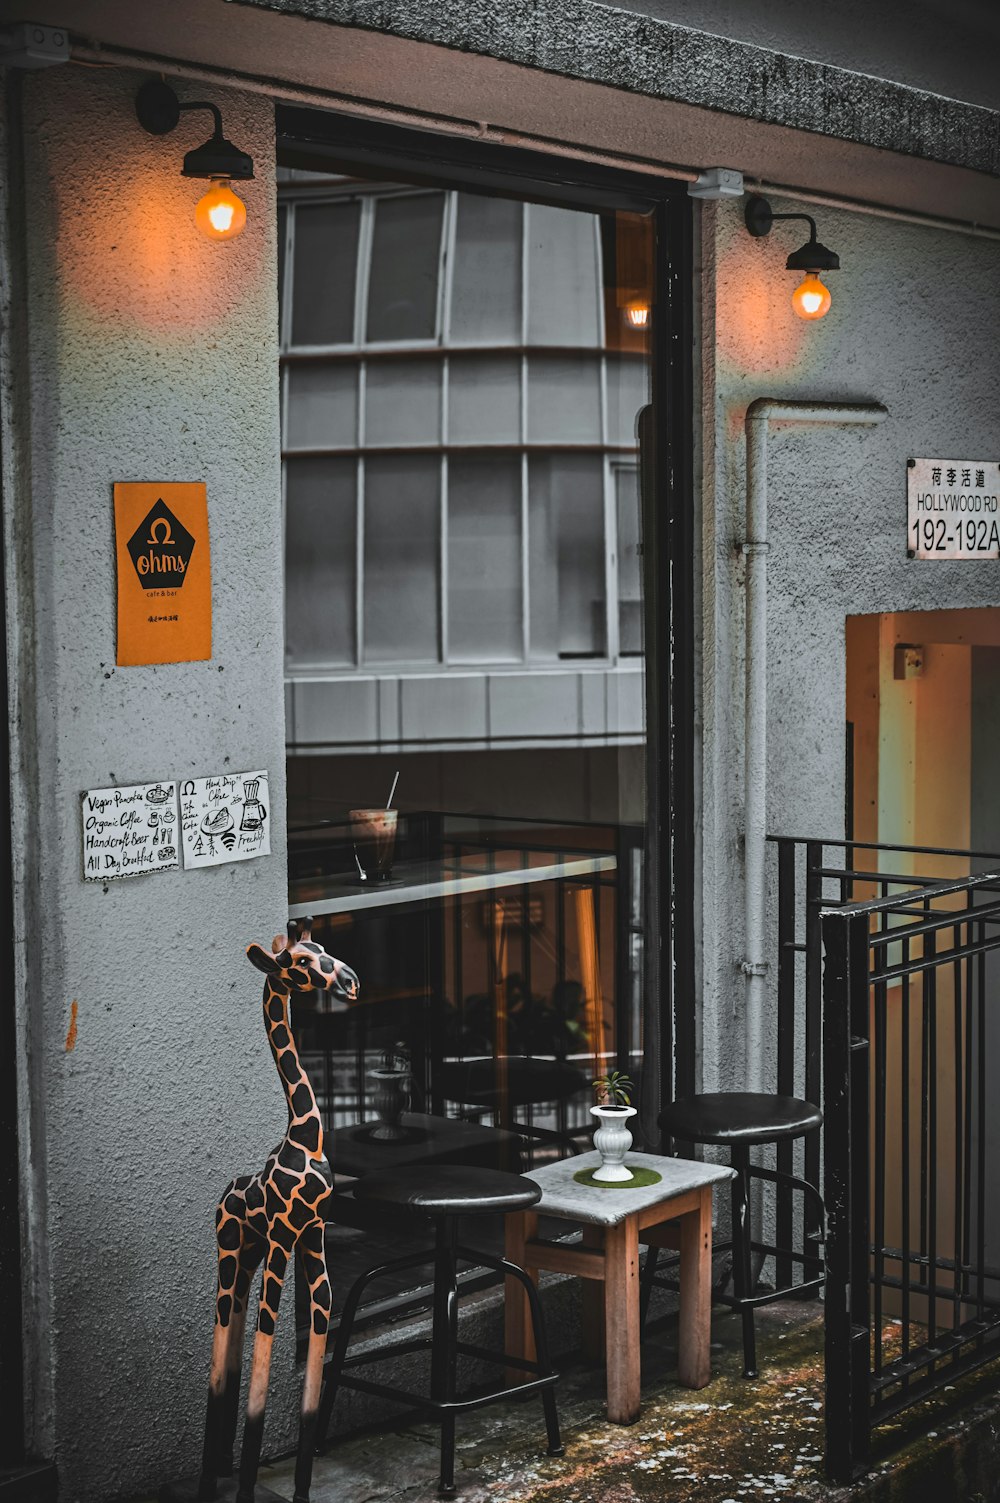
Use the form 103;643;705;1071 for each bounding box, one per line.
197;935;360;1503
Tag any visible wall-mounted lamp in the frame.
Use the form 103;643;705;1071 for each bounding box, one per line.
136;80;253;242
744;195;839;320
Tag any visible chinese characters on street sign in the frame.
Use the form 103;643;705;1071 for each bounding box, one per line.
907;459;1000;560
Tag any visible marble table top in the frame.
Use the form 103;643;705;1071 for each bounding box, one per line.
523;1151;734;1227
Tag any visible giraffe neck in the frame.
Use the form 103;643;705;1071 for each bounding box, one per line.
263;979;324;1160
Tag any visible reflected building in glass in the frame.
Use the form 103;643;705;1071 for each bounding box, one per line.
279;166;657;1322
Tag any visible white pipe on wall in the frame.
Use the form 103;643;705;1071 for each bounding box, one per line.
742;398;888;1092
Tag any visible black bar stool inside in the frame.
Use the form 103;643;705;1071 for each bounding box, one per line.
316;1165;563;1496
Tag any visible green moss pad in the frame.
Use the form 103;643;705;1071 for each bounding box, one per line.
572;1166;662;1189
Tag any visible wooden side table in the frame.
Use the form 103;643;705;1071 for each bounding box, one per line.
504;1150;733;1424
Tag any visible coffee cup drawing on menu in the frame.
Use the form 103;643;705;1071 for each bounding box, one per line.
349;808;398;883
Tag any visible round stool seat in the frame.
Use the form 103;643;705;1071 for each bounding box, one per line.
352;1163;543;1217
661;1091;822;1146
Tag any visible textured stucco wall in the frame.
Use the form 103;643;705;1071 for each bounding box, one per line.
700;197;1000;1096
8;66;291;1500
234;0;1000;177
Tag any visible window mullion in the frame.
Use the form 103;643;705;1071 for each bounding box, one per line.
520;201;531;663
355;196;375;347
601;359;619;665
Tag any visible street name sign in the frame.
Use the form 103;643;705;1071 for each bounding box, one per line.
907;458;1000;560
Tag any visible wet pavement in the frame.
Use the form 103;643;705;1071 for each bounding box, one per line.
257;1300;832;1503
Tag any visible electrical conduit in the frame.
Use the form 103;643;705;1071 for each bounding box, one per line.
742;398;888;1091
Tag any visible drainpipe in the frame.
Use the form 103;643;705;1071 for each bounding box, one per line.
742;398;888;1092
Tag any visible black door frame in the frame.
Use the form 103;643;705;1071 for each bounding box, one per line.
275;104;697;1117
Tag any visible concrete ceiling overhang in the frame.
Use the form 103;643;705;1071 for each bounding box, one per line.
22;0;1000;229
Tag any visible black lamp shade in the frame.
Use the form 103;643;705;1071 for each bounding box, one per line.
182;134;254;181
785;237;839;273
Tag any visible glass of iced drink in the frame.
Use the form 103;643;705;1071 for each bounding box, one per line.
349;808;398;882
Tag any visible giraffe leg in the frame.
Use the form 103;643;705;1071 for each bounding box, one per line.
218;1231;266;1474
198;1189;248;1502
292;1222;331;1503
236;1238;289;1503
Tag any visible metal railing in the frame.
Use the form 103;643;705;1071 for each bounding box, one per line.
820;864;1000;1480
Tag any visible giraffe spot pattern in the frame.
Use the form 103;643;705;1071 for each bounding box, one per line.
207;937;355;1453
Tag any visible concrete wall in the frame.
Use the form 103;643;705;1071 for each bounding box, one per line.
700;194;1000;1097
618;0;1000;110
5;66;290;1499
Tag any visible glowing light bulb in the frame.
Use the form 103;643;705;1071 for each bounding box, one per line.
194;177;247;241
624;299;650;330
791;272;831;321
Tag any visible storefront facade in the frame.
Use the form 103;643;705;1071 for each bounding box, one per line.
3;3;1000;1497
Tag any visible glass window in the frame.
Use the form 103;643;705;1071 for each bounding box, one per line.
615;466;643;656
525;203;601;347
526;355;602;444
284;457;356;666
366;358;442;447
363;455;440;662
450;195;522;344
280;171;659;1356
448;458;522;662
285;364;357;449
528;455;606;659
291;201;360;347
448;355;521;445
605;355;648;447
366;193;444;343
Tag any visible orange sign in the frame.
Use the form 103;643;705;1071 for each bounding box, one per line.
114;482;211;666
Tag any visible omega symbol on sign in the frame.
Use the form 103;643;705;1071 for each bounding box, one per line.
126;498;195;591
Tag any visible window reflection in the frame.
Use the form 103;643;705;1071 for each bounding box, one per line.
279;165;654;1333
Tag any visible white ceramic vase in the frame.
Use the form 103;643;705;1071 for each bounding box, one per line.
590;1103;637;1182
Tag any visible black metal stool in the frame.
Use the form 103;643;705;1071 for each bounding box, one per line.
640;1093;825;1378
316;1165;563;1495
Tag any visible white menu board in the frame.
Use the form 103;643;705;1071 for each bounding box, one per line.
82;781;180;881
179;769;270;869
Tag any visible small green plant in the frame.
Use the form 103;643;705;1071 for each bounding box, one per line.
592;1069;634;1108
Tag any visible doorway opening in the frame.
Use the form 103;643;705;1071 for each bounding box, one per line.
846;605;1000;1324
276;112;694;1334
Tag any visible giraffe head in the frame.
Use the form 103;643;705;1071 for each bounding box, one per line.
247;935;360;1002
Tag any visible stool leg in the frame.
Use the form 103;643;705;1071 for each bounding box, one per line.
730;1146;757;1378
500;1255;563;1456
314;1260;379;1453
431;1218;460;1497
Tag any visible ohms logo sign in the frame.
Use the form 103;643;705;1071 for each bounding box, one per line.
126;499;196;591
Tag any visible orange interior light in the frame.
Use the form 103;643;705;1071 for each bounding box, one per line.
791;272;832;321
624;299;651;330
195;178;247;242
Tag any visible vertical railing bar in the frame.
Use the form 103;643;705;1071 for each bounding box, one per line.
926;918;938;1354
901;928;911;1379
776;838;796;1292
805;840;823;1233
952;936;963;1342
920;893;930;1308
872;905;888;1377
962;925;974;1312
977;921;986;1331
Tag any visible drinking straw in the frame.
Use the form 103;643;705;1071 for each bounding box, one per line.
386;770;400;810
